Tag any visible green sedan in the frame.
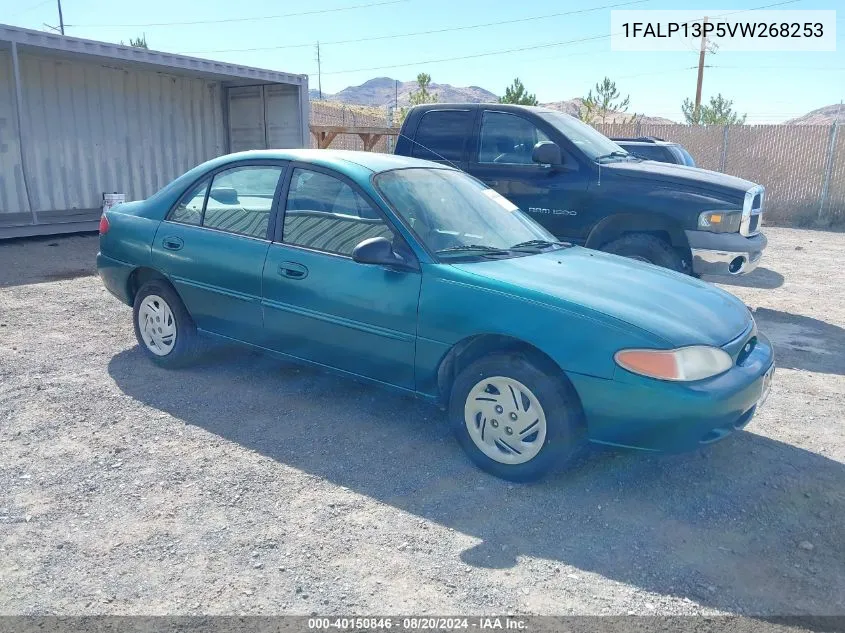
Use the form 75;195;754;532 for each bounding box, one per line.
97;149;774;481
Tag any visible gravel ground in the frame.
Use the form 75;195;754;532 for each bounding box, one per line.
0;227;843;616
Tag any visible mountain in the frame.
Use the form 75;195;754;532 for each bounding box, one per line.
786;104;845;125
312;77;498;107
541;98;676;124
311;78;676;124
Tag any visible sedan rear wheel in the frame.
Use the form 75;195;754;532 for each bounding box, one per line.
137;294;177;356
133;280;201;368
450;353;584;481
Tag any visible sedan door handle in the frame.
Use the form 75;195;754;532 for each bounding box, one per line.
278;261;308;280
162;236;184;251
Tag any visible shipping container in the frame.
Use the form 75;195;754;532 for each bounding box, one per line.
0;24;309;238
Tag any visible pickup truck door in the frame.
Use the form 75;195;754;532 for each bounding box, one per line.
466;110;590;243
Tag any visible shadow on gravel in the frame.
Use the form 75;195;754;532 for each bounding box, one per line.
753;308;845;375
703;267;784;290
0;234;97;288
109;346;845;616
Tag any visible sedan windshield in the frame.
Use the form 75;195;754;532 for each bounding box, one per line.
536;110;629;162
374;168;561;260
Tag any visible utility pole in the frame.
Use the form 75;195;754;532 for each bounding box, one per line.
693;16;708;123
57;0;65;35
315;41;322;100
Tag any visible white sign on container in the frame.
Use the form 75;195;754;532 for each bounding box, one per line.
102;193;126;213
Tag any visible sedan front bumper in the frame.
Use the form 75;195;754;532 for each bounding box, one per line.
569;333;775;453
685;230;767;276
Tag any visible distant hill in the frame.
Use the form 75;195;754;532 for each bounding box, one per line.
311;78;676;124
311;77;498;108
312;78;843;126
786;104;845;125
542;98;676;124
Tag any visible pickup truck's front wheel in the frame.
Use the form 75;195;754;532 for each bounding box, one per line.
601;233;685;273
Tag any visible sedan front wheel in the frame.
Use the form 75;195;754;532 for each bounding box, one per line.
449;353;584;481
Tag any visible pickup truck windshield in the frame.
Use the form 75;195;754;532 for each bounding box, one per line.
537;111;628;161
374;168;558;259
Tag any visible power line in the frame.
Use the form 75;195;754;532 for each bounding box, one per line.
8;0;53;19
318;0;804;76
707;65;844;71
321;32;613;75
178;0;649;55
616;66;698;80
66;0;409;28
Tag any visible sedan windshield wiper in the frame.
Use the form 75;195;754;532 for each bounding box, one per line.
509;239;571;251
436;244;512;258
594;150;631;162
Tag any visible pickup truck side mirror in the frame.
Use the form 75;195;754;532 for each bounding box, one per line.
352;237;416;271
532;141;563;167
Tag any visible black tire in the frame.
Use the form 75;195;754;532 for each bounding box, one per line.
132;280;201;368
601;233;685;272
449;353;584;482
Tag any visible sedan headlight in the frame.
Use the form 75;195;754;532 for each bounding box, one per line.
698;210;742;233
615;345;733;381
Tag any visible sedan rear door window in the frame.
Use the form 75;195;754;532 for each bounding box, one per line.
202;166;283;239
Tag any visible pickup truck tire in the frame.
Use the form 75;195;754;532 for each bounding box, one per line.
601;233;685;272
449;353;583;482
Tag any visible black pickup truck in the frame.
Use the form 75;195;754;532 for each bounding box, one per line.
394;104;766;276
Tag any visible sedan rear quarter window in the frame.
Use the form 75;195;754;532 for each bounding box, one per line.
169;180;208;225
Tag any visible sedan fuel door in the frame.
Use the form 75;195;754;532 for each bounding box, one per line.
260;165;421;390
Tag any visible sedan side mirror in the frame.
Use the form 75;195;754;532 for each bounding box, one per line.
352;237;416;271
532;141;562;167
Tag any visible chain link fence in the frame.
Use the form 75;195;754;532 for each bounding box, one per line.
309;101;843;226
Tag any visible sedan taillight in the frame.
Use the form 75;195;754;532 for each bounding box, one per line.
99;214;110;235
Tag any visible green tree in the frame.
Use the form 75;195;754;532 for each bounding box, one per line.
121;34;149;48
682;94;746;125
499;77;538;106
398;73;438;122
579;77;630;125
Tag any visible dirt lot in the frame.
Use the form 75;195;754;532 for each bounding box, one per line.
0;227;843;616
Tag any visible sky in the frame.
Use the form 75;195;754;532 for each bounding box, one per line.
2;0;843;123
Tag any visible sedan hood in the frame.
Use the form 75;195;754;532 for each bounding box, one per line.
452;247;751;347
604;160;755;201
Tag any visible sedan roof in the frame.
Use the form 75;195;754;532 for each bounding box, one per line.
221;149;452;174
